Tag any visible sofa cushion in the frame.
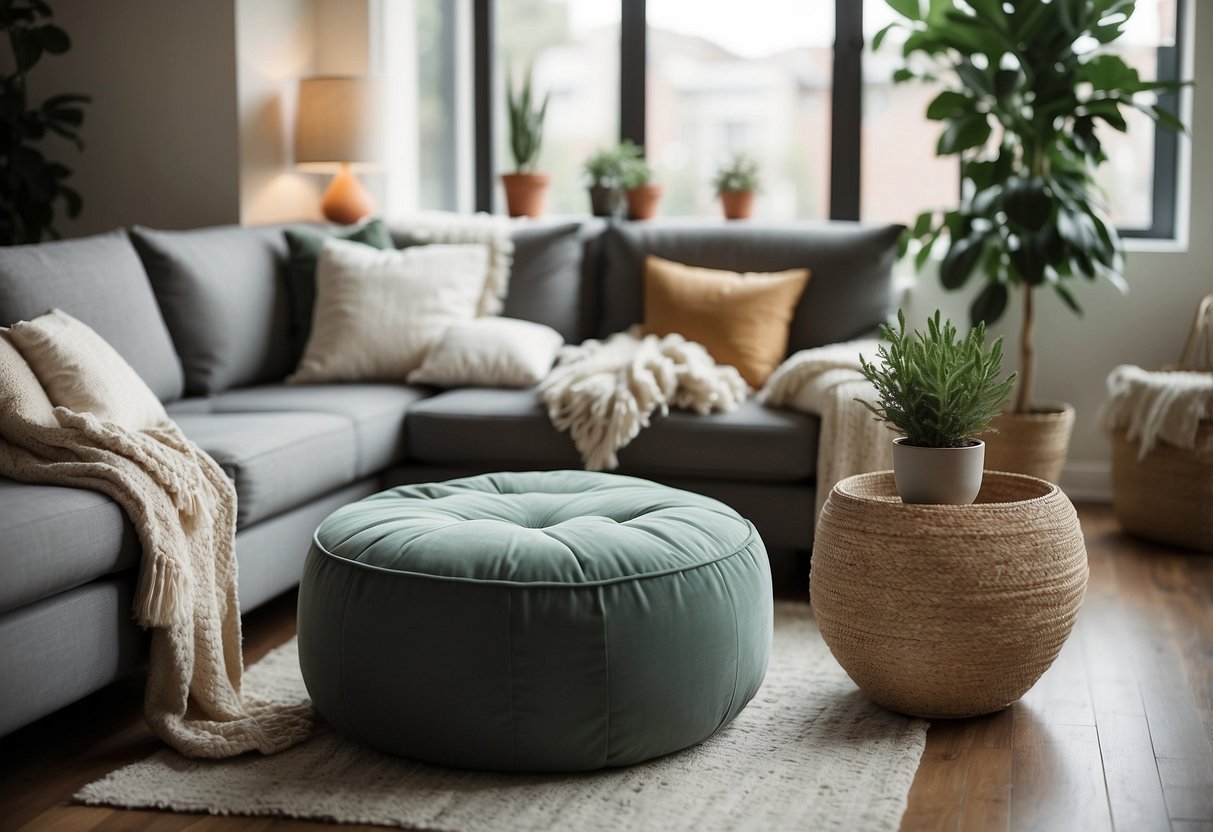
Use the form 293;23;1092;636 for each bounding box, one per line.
208;383;430;477
598;221;903;353
0;479;139;615
0;229;184;402
503;222;586;342
130;224;295;395
172;412;357;528
406;388;818;482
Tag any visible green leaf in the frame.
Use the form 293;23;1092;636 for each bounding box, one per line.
1053;282;1082;315
925;90;971;121
36;24;69;54
872;23;896;52
892;67;915;83
1003;178;1052;231
886;0;922;20
971;281;1009;326
940;231;986;289
937;113;991;155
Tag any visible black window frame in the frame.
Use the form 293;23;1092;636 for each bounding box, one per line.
471;0;1186;239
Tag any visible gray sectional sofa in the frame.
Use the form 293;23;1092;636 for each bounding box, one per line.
0;217;901;738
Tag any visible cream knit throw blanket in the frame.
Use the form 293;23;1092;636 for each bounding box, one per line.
538;328;748;470
759;339;892;520
0;318;311;758
1100;364;1213;458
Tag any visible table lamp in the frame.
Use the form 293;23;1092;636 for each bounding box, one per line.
295;76;382;224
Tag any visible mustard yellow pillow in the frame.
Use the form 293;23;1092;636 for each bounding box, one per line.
642;255;810;388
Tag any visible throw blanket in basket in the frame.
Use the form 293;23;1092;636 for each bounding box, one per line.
1100;364;1213;458
759;339;892;520
538;328;747;470
0;312;311;758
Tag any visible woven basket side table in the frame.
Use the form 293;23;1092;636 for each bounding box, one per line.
811;471;1088;719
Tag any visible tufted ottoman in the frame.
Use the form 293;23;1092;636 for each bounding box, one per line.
297;470;773;772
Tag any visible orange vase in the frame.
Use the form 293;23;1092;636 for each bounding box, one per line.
720;189;755;220
501;173;550;218
626;183;663;220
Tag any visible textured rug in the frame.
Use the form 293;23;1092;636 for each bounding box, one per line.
77;603;928;831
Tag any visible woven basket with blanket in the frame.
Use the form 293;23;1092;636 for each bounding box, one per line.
1101;293;1213;552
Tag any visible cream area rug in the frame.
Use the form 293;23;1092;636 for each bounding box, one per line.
77;603;928;832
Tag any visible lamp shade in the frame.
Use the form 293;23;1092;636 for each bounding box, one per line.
295;76;383;169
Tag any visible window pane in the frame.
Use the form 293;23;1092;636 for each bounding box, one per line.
1092;0;1177;231
417;0;463;211
645;0;833;219
860;2;959;225
494;0;620;215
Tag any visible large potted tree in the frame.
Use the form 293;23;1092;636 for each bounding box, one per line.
501;66;550;218
879;0;1187;481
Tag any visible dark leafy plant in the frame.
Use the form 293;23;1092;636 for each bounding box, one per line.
619;144;655;190
712;152;759;193
0;0;88;244
857;309;1017;448
877;0;1188;413
505;65;548;173
582;140;641;188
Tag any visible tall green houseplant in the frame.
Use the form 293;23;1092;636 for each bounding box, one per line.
0;0;89;245
878;0;1186;413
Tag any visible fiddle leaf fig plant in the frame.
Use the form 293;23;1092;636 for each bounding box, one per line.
877;0;1188;413
0;0;89;244
857;309;1016;448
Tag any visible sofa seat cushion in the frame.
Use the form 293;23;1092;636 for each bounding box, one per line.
172;412;357;528
0;480;140;615
208;383;430;477
406;388;818;482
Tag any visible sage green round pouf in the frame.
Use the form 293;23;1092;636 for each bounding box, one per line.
297;470;772;772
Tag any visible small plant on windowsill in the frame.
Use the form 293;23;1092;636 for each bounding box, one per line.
620;147;663;221
858;309;1016;504
711;153;759;220
582;140;641;218
501;64;550;218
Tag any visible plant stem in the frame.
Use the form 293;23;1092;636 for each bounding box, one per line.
1014;285;1035;414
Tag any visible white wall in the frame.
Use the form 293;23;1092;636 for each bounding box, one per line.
904;1;1211;500
31;1;242;235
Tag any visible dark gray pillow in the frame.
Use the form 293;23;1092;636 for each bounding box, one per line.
598;220;904;352
0;229;184;402
503;223;586;343
130;224;294;395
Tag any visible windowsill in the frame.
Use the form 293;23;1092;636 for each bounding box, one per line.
1121;235;1190;255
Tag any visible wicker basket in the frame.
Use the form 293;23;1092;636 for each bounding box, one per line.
982;403;1076;483
811;471;1088;719
1109;293;1213;552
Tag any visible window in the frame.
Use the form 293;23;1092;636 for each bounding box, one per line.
644;0;832;219
493;0;620;215
465;0;1187;237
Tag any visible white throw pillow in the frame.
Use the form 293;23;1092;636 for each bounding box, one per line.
408;317;564;388
0;329;57;428
289;238;489;383
7;308;167;430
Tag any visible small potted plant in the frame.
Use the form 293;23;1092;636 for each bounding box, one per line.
857;310;1016;505
501;66;550;218
582;141;640;217
620;146;662;221
712;153;759;220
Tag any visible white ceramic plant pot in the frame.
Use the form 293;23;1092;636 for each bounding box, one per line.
892;438;986;505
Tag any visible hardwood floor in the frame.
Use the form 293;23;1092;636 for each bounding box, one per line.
1;503;1210;832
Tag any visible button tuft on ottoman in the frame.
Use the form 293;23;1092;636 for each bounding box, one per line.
297;470;773;772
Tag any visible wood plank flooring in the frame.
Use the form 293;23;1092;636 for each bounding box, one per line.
2;503;1210;832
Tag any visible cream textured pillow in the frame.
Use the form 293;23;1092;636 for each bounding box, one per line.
408;317;564;388
0;329;57;428
7;309;167;430
289;239;490;383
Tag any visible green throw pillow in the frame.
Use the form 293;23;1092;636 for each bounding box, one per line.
283;219;395;363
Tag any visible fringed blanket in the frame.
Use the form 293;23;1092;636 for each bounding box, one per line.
538;329;747;470
0;312;311;758
1100;364;1213;458
759;339;891;520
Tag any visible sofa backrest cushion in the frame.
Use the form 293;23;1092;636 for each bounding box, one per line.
502;222;587;343
130;224;294;395
0;229;184;402
597;221;904;353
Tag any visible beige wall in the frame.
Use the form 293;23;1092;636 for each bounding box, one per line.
32;1;242;235
905;1;1211;498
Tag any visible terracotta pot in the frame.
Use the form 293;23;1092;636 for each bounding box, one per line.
588;184;621;217
626;183;663;220
501;172;550;218
720;189;754;220
892;438;986;505
983;403;1076;484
